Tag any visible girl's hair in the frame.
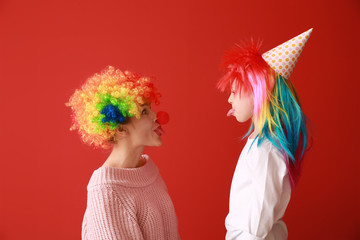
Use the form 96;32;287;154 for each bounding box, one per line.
66;66;161;149
218;40;310;189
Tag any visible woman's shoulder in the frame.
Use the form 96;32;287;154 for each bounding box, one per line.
86;167;121;191
87;154;159;191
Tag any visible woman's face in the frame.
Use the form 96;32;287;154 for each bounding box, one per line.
125;104;163;147
227;82;254;123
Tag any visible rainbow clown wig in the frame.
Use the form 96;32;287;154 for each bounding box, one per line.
218;29;313;189
66;66;161;149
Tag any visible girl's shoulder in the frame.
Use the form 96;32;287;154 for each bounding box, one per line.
248;137;282;154
245;137;285;166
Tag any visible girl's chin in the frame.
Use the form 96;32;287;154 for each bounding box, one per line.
235;115;251;123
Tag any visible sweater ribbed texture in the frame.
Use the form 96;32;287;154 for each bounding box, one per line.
82;155;180;240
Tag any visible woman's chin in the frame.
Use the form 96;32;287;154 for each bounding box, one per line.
150;137;163;147
152;131;163;146
154;139;163;146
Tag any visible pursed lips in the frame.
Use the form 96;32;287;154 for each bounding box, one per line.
153;124;160;131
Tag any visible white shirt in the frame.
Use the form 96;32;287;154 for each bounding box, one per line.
225;137;291;240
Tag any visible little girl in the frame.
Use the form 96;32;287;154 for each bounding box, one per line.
66;66;180;240
218;29;313;240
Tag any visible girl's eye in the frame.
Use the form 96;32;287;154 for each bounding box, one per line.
141;109;147;115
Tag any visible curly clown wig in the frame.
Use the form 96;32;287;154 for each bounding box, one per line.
66;66;161;149
218;40;311;189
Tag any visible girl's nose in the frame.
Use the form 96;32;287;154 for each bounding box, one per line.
228;94;232;104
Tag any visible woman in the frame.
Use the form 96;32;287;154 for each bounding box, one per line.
66;66;180;240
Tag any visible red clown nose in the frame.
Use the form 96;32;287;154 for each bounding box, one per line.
156;111;169;125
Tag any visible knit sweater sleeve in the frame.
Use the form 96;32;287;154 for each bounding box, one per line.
83;186;144;240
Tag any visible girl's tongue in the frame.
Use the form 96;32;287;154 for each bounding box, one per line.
227;109;235;117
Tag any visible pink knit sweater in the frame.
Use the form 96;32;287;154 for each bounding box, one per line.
82;155;180;240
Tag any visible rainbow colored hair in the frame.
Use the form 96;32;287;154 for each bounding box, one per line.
66;66;161;149
218;40;310;188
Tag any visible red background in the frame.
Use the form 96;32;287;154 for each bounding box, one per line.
0;0;359;239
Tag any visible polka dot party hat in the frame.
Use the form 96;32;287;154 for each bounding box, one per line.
262;28;313;79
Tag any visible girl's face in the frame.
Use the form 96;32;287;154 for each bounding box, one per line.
227;82;254;123
125;104;163;147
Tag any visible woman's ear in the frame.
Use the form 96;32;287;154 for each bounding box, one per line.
115;125;128;139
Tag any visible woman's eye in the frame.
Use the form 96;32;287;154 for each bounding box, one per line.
142;109;147;115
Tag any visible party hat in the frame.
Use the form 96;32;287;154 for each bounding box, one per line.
262;28;313;79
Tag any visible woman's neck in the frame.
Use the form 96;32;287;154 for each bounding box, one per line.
102;140;145;169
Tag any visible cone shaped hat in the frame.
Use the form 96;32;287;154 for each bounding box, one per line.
262;28;313;79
